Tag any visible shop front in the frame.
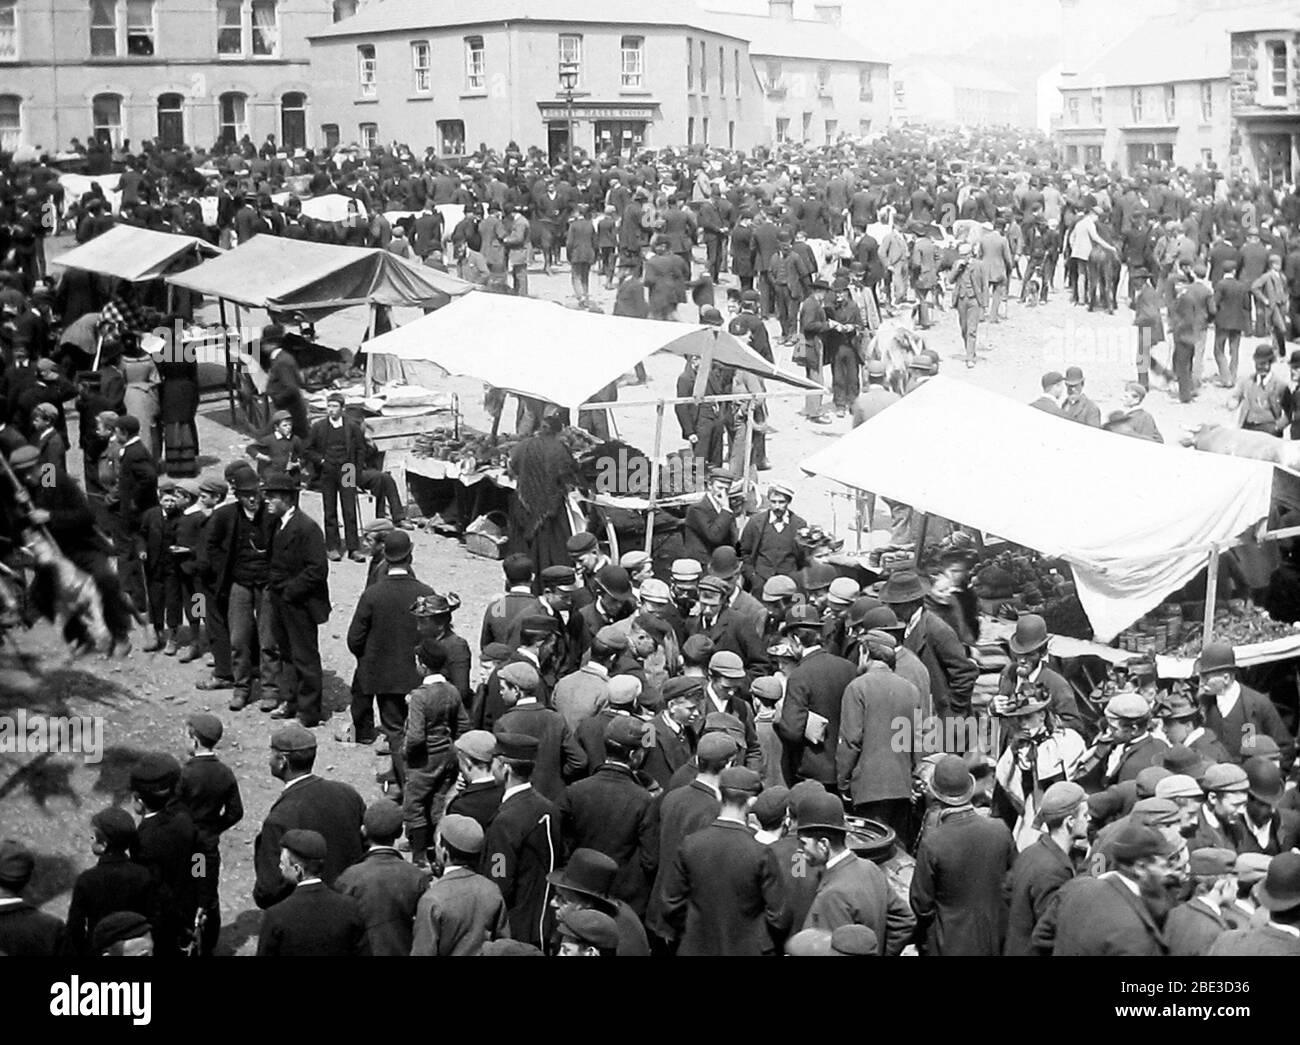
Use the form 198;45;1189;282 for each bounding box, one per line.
538;101;659;161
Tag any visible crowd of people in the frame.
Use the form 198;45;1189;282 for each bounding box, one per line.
1;127;1300;959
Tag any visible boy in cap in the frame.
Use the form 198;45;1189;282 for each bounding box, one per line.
411;814;508;956
556;906;620;956
65;807;155;955
139;478;180;652
131;752;199;957
304;391;367;562
91;911;154;957
335;800;432;955
494;660;587;802
1002;780;1086;956
257;830;369;956
1163;847;1236;955
171;478;208;662
402;641;472;865
0;841;65;956
177;713;243;956
249;409;302;477
446;730;504;829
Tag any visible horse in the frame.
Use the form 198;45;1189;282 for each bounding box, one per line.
865;318;927;396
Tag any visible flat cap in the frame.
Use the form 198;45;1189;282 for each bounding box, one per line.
363;517;395;535
439;813;485;855
662;676;705;702
607;675;643;707
558;907;620;949
708;650;746;678
826;577;861;606
1112;823;1175;862
1235;852;1271;884
619;550;651;572
175;478;202;500
91;911;152;953
604;715;648;749
480;939;543;956
270;723;317;752
185;713;223;746
114;414;140;435
130;752;181;790
1135;765;1172;797
1131;796;1181;827
566;532;598;554
682;634;715;663
697;575;730;597
784;928;835;956
639;578;671;604
718;766;763;794
761;575;799;601
363;800;405;839
198;476;228;498
8;445;39;470
481;642;513;662
1202;762;1249;792
1189;847;1236;877
326;391;346;405
785;603;825;629
1155;774;1202;800
671;558;704;581
751;676;783;703
633;611;671;639
1105;692;1151;720
751;785;790;827
455;730;497;763
498;661;540;692
1041;371;1065;390
830;924;878;956
540;565;580;589
1240;734;1281;760
382;530;412;561
493;731;540;760
1161;745;1207;777
1035;781;1086;823
697;731;738;761
91;807;138;849
281;828;327;861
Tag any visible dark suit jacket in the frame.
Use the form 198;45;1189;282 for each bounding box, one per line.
446;778;504;829
256;881;370;956
1209;922;1300;956
685;609;768;675
334;847;432;956
304;417;367;475
135;804;199;954
776;648;858;786
253;775;366;909
996;664;1085;737
682;496;737;563
910;807;1016;956
1003;833;1074;956
1165;898;1229;956
481;784;562;948
837;664;923;803
346;570;434;694
558;762;659;916
0;902;65;956
116;439;158;532
269;510;331;624
1213;277;1252;332
642;714;694;792
199;499;274;595
1201;684;1294;766
265;351;305;410
1234;808;1300;856
65;853;157;955
660;818;788;955
479;590;544;651
1051;873;1167;956
646;779;720;939
904;609;978;718
804;852;915;956
495;701;587;802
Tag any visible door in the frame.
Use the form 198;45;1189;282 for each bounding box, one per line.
593;120;644;158
547;122;569;166
1254;133;1294;188
281;92;306;151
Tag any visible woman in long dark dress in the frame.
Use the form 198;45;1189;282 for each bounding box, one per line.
158;342;200;477
506;410;577;577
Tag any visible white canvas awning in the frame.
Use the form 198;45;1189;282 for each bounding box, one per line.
362;292;822;410
799;376;1277;641
52;225;221;282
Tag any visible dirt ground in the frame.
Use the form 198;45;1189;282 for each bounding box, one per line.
0;234;1248;954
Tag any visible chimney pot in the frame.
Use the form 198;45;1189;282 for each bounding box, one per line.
769;0;795;23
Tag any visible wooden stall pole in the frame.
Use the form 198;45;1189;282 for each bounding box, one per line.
219;299;235;426
741;406;756;505
1202;543;1221;646
855;492;865;553
644;399;666;554
913;512;931;569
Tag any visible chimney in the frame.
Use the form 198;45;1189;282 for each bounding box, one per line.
1059;0;1080;79
769;0;794;22
813;4;842;26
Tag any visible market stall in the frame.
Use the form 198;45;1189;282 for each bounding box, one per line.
364;293;823;554
799;376;1281;645
164;236;474;426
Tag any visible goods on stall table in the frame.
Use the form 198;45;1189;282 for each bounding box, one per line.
970;545;1091;640
1167;603;1298;658
301;361;365;391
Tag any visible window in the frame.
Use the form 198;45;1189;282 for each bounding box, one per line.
90;0;117;55
217;0;242;54
218;91;246;144
824;118;837;144
358;44;376;96
718;47;724;94
465;35;484;90
436;118;464;156
1267;41;1288;98
332;0;356;21
859;68;872;102
92;92;122;146
701;116;708;143
1085;144;1102;165
620;36;643;89
1200;81;1213;120
250;0;276;55
126;0;154;54
412;41;430;92
558;33;581;87
775;116;789;142
0;95;19;150
700;41;706;92
157;92;184;147
687;116;694;144
734;50;740;97
802;111;811;140
764;60;783;92
321;123;339;149
1130;87;1143;122
281;91;305;150
1163;84;1175;121
1201;148;1213;165
1156;142;1173;164
358;122;377;149
728;119;734;148
817;65;830;96
893;79;904;104
1067;97;1079;124
1091;94;1102;123
0;0;15;59
858;118;871;136
686;37;692;90
1064;145;1078;165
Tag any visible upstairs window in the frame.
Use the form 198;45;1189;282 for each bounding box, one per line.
620;36;643;89
358;44;376;96
465;36;484;90
412;41;430;92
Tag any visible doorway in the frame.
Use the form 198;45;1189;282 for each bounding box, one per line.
547;122;570;166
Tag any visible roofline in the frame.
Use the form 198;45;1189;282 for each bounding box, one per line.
746;48;890;64
310;15;750;43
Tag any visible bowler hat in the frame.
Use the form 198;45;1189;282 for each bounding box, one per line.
708;546;743;579
1255;852;1300;912
382;529;412;561
547;847;617;902
1245;756;1285;806
1195;641;1237;675
796;790;848;832
261;470;300;493
784;604;824;630
596;564;635;600
878;571;928;605
929;755;974;806
1007;613;1049;654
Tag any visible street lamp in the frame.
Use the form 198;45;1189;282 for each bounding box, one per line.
559;61;579;164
